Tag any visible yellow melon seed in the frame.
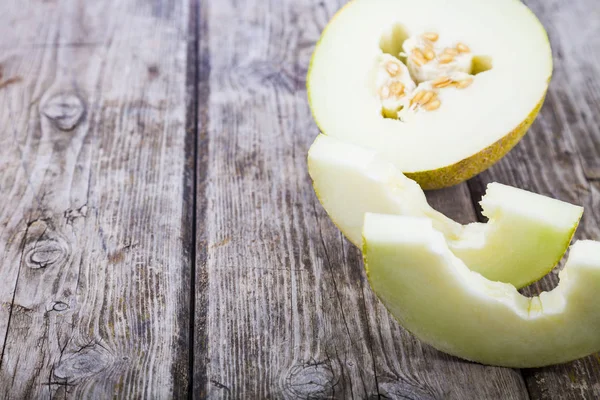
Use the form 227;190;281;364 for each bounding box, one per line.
420;91;435;105
411;48;428;65
424;99;441;111
438;54;454;64
412;48;424;57
444;48;459;57
456;42;470;53
390;81;405;96
457;78;474;89
423;48;435;61
411;55;424;66
410;90;426;106
432;76;452;88
386;62;401;77
423;32;439;42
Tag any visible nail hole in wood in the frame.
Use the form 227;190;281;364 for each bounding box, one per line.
52;302;69;312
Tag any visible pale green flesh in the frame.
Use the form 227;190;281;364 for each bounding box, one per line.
308;0;552;173
363;213;600;368
309;134;583;288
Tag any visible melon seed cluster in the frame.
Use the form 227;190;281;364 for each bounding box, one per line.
376;32;476;118
376;56;416;116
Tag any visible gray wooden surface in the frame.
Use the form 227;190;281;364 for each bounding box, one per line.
0;0;192;398
1;0;599;398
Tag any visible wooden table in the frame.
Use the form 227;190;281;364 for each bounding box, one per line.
0;0;599;398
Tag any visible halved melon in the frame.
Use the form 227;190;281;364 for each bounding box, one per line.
307;0;552;189
308;134;582;288
363;213;600;368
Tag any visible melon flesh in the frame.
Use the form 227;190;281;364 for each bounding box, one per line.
363;213;600;368
307;0;552;188
308;134;582;288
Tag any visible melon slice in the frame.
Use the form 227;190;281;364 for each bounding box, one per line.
308;134;583;288
307;0;552;189
362;213;600;368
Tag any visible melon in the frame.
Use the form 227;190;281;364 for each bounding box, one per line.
307;0;552;189
308;134;582;288
363;213;600;368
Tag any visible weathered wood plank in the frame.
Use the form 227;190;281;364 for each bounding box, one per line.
196;0;528;397
465;1;600;398
532;0;600;182
0;0;192;397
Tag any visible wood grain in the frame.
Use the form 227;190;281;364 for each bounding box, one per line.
0;0;192;397
465;1;600;398
1;0;599;397
195;0;527;398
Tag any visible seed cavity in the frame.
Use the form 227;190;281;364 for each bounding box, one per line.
376;30;484;119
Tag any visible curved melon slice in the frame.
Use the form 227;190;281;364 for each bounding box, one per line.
363;213;600;368
308;134;583;288
307;0;552;189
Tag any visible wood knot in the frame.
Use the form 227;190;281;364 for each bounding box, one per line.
378;380;438;400
25;239;69;269
42;94;85;131
282;361;337;399
53;342;113;382
23;220;70;270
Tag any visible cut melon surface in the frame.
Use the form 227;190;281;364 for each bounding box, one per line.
308;134;583;288
308;0;552;188
363;213;600;368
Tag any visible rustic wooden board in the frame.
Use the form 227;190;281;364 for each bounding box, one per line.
466;1;600;398
0;0;192;397
1;0;599;397
194;0;528;397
